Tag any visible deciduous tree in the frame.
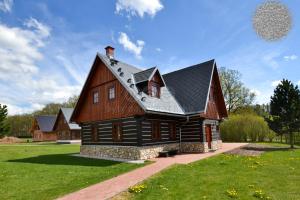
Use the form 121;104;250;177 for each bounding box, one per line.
219;67;255;113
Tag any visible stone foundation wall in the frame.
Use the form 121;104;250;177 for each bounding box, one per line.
81;140;223;160
81;143;179;160
180;142;207;153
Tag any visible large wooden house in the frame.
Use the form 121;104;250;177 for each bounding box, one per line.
71;46;227;160
53;108;81;144
31;115;57;142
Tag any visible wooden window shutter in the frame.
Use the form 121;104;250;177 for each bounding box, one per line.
112;122;122;142
169;122;176;140
151;121;160;140
92;125;98;142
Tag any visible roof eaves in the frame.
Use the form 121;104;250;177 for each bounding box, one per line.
145;110;186;118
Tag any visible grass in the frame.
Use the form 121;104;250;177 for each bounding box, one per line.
0;143;144;200
127;143;300;200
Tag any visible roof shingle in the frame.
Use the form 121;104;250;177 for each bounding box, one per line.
36;115;56;132
163;59;215;113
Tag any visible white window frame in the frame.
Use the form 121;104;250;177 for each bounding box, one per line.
109;86;115;100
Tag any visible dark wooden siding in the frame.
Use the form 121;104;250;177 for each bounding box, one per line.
71;130;81;140
180;118;203;142
140;118;179;146
81;117;138;146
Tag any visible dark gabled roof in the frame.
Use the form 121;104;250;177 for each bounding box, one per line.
163;59;215;113
71;51;222;121
60;108;81;130
35;115;56;132
134;67;156;83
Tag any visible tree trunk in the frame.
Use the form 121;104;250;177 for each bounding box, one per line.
290;131;294;149
280;134;282;143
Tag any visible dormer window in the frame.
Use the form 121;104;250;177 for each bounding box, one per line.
150;83;160;98
134;67;165;99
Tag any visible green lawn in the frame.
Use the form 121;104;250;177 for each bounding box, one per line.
129;144;300;200
0;143;144;200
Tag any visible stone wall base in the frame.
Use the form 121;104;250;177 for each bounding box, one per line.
180;142;208;153
80;143;179;160
80;140;223;160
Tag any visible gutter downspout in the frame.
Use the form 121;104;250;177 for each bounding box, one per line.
180;115;190;153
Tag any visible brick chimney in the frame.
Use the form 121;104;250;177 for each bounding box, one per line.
105;46;115;59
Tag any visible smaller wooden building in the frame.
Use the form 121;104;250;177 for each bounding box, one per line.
53;108;81;144
31;115;57;142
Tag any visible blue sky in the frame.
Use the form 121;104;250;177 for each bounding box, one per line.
0;0;299;115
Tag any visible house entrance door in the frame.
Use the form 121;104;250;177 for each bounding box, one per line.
205;125;212;149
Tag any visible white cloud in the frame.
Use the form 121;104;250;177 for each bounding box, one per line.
283;54;298;61
24;17;51;39
118;32;145;58
298;80;300;86
0;19;50;81
0;19;82;115
5;103;44;115
116;0;163;18
156;47;161;52
55;55;84;84
271;80;281;87
0;0;13;13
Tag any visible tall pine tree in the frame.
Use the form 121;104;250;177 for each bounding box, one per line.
270;79;300;148
0;104;10;137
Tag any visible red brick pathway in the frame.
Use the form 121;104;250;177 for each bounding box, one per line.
57;143;247;200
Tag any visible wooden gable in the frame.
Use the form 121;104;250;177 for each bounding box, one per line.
200;67;228;120
72;56;145;123
148;70;165;98
150;70;165;87
30;118;39;134
53;110;70;132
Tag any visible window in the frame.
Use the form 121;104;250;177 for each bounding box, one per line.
151;85;158;97
151;121;161;140
149;82;160;98
93;91;99;104
109;86;115;100
169;122;176;140
112;122;122;142
91;125;98;142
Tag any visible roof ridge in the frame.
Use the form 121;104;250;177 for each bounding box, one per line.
163;59;215;76
97;53;143;71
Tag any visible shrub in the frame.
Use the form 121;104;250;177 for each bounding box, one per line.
220;114;270;142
